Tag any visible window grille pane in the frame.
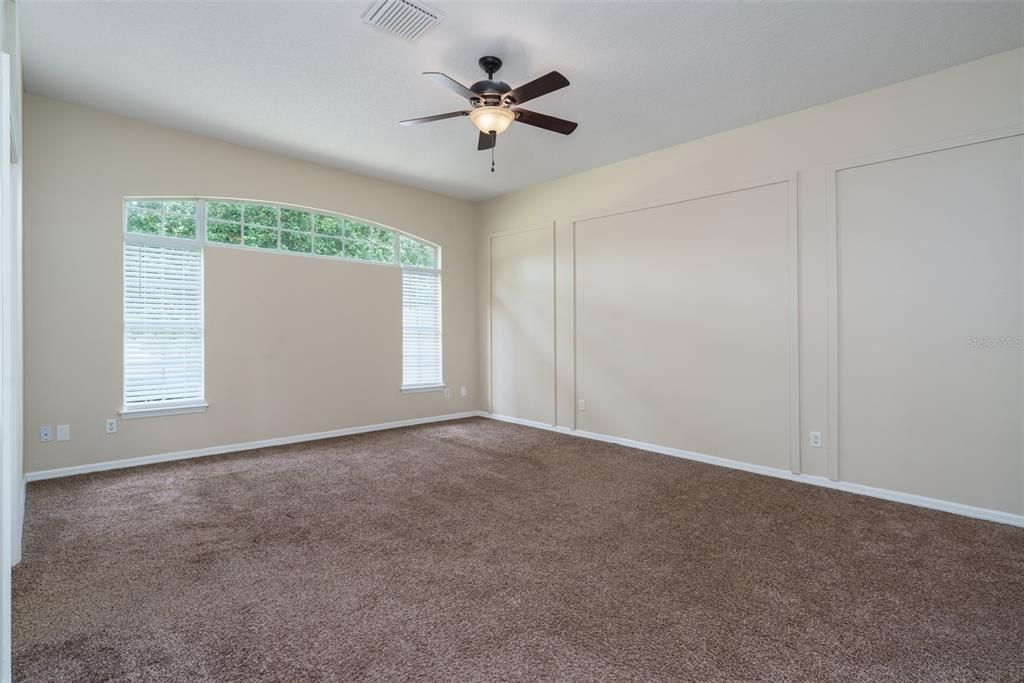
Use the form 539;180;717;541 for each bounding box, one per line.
207;220;241;244
281;230;312;253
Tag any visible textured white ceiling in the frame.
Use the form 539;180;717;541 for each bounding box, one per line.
20;1;1024;201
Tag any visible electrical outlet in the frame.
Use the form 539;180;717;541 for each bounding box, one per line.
39;426;53;443
105;418;118;434
578;399;586;411
56;424;71;442
443;387;451;398
809;431;823;448
460;386;467;397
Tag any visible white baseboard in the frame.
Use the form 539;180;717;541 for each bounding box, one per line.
25;411;487;482
484;413;1024;528
24;409;1023;529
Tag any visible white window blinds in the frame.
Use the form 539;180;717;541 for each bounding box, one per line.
402;268;442;389
123;242;205;411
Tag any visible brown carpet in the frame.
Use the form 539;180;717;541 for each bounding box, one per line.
12;417;1024;681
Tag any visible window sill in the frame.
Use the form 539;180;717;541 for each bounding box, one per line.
401;385;446;394
119;402;209;419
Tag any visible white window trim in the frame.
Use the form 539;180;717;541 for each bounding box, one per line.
401;385;446;394
119;402;209;419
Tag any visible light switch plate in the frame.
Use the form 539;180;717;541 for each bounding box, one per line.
56;424;71;442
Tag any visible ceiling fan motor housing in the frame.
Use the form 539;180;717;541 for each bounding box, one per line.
470;80;511;106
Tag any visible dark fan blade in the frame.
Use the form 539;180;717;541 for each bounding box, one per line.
400;111;469;126
513;109;578;135
477;131;496;151
423;72;478;100
504;71;569;106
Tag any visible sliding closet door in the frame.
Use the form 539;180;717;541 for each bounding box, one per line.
837;135;1023;512
574;182;793;469
490;227;555;424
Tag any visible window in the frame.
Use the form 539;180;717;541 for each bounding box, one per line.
399;234;441;390
201;200;399;264
122;232;205;417
124;197;441;405
402;268;442;390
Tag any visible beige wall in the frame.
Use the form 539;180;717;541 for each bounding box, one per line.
24;94;481;473
478;49;1024;515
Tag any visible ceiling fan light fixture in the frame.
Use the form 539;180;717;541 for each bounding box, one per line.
469;106;515;134
402;58;576;162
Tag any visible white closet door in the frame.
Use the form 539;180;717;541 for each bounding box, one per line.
837;135;1024;512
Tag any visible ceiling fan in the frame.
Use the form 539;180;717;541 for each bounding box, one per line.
400;56;578;169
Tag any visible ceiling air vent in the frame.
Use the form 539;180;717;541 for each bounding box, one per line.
363;0;443;42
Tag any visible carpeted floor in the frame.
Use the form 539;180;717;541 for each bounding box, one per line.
12;417;1024;681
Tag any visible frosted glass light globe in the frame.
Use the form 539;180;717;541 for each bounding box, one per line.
469;106;515;134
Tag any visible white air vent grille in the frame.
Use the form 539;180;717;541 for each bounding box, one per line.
363;0;443;42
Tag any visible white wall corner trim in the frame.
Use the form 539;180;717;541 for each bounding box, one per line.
24;411;487;482
483;413;1024;529
0;48;16;683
